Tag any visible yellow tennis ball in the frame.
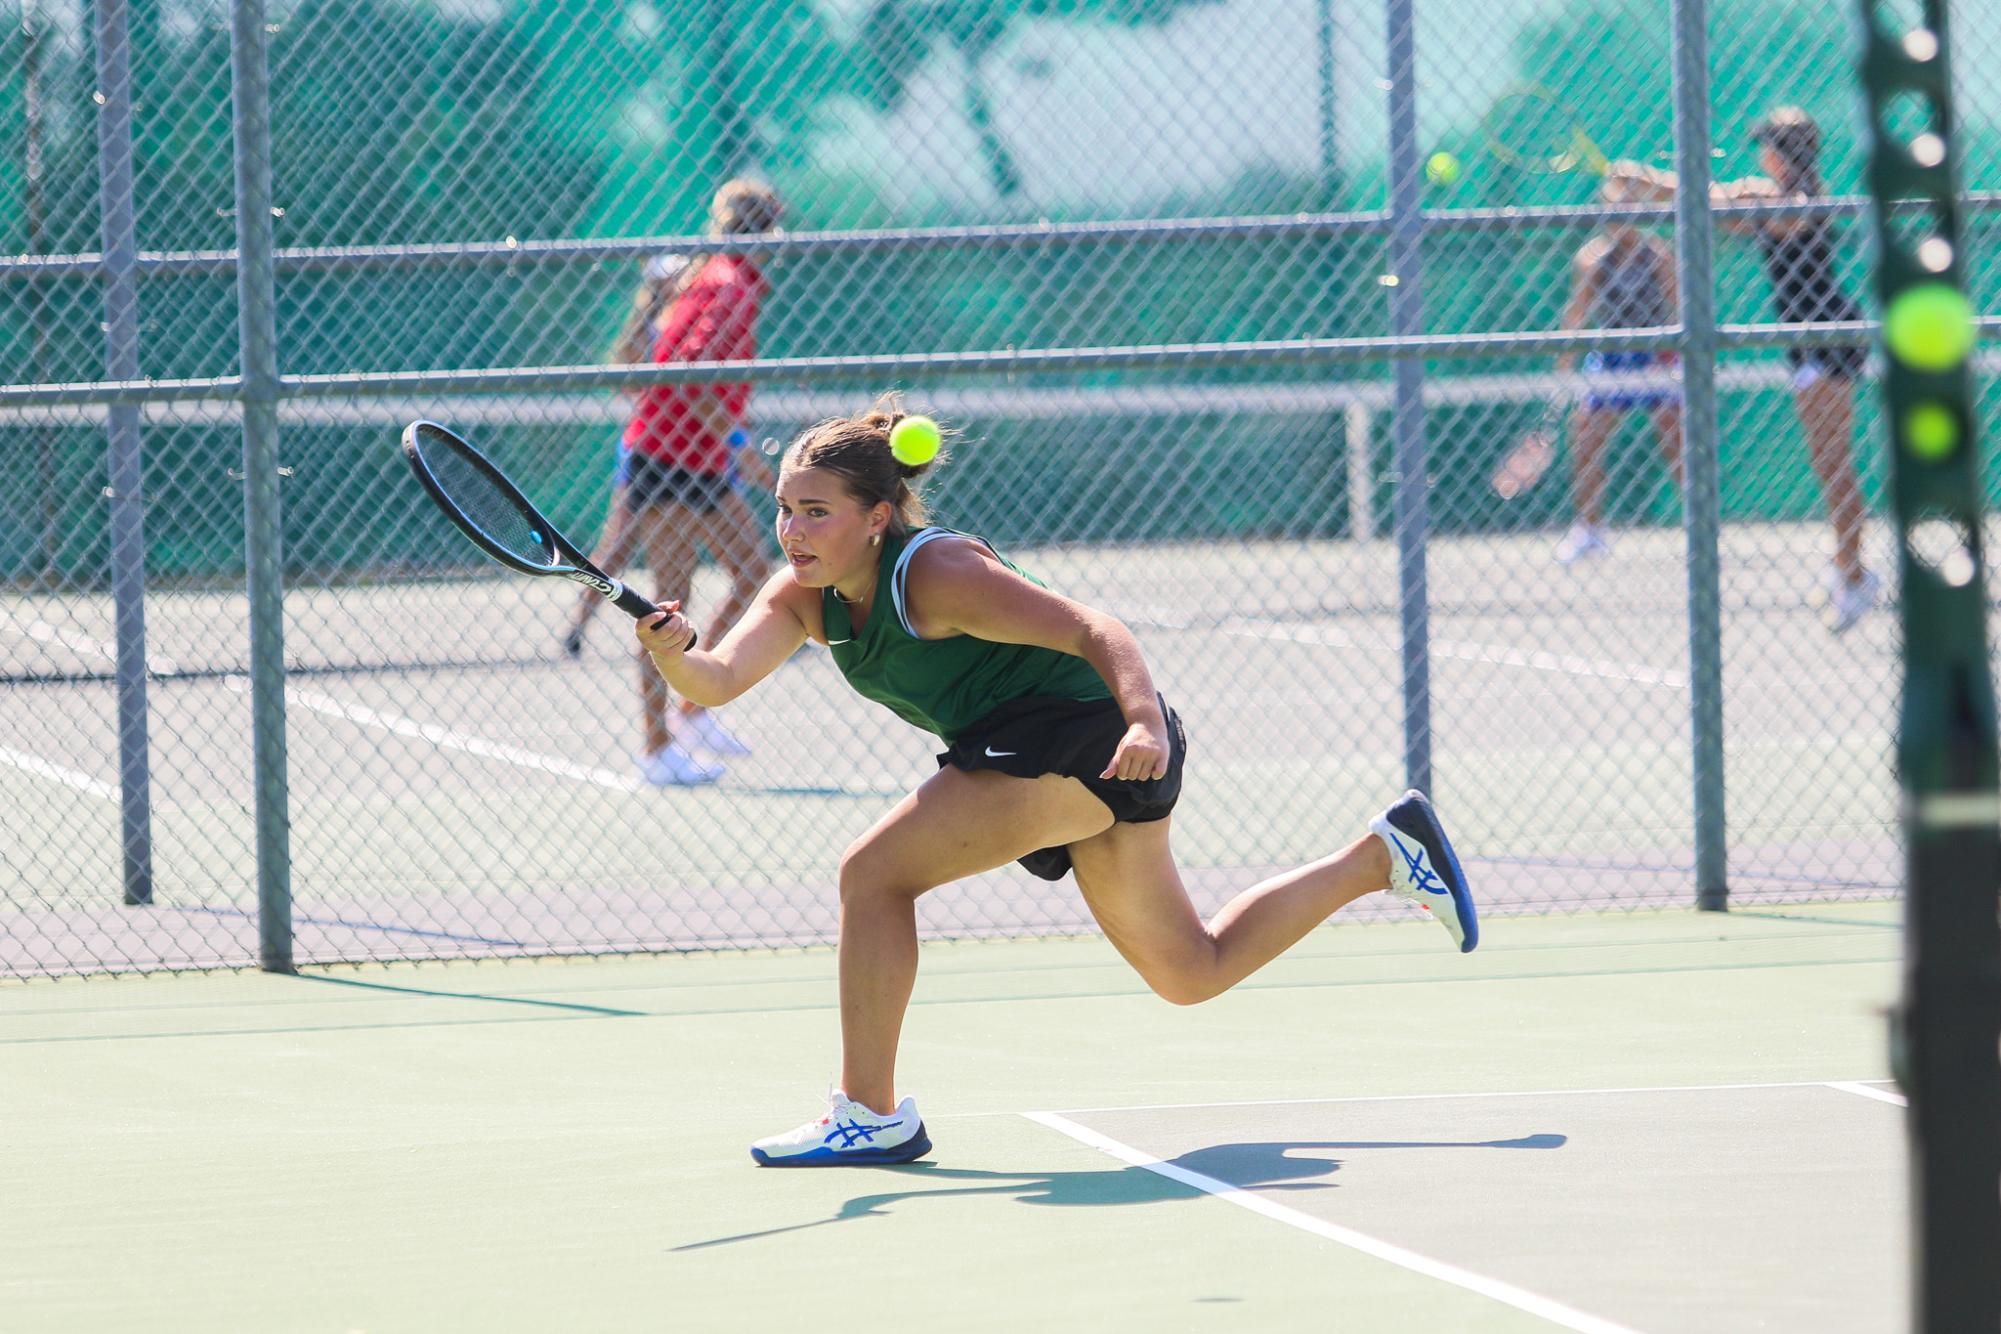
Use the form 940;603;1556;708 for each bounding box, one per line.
1426;151;1462;186
889;415;941;466
1885;283;1976;372
1904;402;1960;460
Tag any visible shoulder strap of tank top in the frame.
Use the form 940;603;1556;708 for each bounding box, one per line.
889;527;998;637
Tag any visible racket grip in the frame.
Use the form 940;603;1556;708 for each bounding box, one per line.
613;584;697;650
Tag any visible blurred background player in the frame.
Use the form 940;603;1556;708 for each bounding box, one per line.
1613;107;1878;632
561;250;775;668
599;178;784;785
559;250;689;661
1552;178;1684;563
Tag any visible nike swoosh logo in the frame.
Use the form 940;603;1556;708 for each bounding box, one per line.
826;638;852;645
984;746;1017;757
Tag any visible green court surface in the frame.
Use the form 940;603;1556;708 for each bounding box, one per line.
2;902;1900;1333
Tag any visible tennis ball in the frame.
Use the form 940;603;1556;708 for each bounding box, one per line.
1904;402;1960;460
889;415;941;467
1426;151;1462;186
1885;283;1976;372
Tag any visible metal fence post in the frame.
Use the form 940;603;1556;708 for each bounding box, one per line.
1386;0;1432;795
230;0;291;970
1316;0;1339;204
94;0;152;907
1671;0;1729;909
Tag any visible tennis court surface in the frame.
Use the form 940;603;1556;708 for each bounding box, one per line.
4;901;1898;1333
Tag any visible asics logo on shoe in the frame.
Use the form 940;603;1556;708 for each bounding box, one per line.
1388;830;1448;895
984;746;1017;757
824;1118;897;1148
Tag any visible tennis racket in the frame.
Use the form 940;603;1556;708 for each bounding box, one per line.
1490;398;1567;500
401;420;693;648
1484;82;1612;177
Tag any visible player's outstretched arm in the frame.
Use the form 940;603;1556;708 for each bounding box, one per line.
638;565;809;707
1606;161;1782;234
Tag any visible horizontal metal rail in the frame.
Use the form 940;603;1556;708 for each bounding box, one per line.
15;353;2001;431
4;316;1998;410
2;194;1995;279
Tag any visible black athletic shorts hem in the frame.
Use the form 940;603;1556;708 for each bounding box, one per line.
937;693;1188;882
1785;344;1867;381
624;454;731;513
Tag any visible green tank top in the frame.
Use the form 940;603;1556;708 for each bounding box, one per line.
822;527;1112;741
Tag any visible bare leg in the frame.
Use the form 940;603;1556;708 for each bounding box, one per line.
632;503;699;755
570;484;639;639
675;493;772;723
834;769;1114;1114
1795;375;1865;581
1650;404;1684;491
1068;817;1390;1006
1568;407;1616;527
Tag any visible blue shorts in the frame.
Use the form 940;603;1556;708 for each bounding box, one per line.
1582;351;1680;412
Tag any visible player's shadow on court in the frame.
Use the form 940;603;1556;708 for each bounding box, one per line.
671;1133;1565;1252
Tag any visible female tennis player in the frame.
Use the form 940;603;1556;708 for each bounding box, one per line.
635;402;1480;1167
1610;107;1878;632
1552;177;1683;564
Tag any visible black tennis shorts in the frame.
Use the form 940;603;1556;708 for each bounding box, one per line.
1786;343;1868;382
938;693;1188;882
624;454;731;513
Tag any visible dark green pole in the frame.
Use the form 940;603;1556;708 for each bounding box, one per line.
231;0;292;972
1670;0;1727;910
95;0;153;907
1858;4;2001;1330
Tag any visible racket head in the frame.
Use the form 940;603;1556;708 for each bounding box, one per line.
401;419;575;575
1484;82;1609;176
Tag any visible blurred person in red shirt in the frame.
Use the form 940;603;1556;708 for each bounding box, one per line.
615;178;783;786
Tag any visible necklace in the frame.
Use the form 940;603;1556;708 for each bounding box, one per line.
833;570;878;606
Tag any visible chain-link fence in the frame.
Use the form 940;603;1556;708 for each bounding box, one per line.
2;0;1994;977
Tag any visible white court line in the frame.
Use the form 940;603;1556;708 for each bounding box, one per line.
1825;1081;1908;1108
1025;1110;1642;1334
225;679;642;792
0;745;119;801
2;617;181;675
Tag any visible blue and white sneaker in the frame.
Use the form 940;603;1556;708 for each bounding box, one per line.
1369;789;1480;953
750;1093;932;1167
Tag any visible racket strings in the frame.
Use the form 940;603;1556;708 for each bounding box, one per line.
1488;87;1603;174
416;431;557;567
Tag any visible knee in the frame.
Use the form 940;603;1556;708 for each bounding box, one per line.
836;843;875;903
836;841;922;907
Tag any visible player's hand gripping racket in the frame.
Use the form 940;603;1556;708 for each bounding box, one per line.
401;419;694;649
1484;82;1612;177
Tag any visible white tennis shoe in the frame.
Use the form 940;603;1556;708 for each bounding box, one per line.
750;1093;932;1167
681;708;752;757
1823;567;1881;634
636;741;723;787
1554;522;1611;565
1370;789;1480;953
